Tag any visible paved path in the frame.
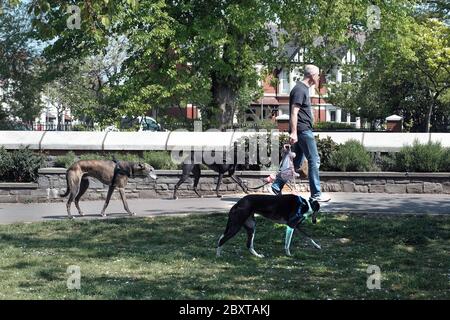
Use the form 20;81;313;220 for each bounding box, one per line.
0;193;449;224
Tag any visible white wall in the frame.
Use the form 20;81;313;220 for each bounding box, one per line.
1;131;449;152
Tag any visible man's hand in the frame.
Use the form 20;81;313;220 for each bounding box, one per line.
289;132;297;144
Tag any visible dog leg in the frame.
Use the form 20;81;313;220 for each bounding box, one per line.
244;218;264;258
192;164;203;198
285;226;295;256
101;186;115;217
173;163;195;199
66;194;74;219
215;173;223;198
66;176;81;219
118;187;134;216
217;225;241;257
230;175;248;194
216;234;224;257
74;178;89;216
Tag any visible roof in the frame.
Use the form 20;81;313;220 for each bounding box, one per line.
251;97;279;105
276;114;290;120
386;115;403;121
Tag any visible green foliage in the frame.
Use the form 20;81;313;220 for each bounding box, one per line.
316;136;341;171
143;151;178;170
0;2;46;123
0;147;45;182
0;148;14;179
110;153;142;163
314;122;357;131
54;151;77;168
441;148;450;172
329;140;373;172
376;154;398;172
78;153;107;161
395;141;445;172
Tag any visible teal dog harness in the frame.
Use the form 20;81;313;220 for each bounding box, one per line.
287;195;313;228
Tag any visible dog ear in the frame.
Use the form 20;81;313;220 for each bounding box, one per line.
310;199;320;212
309;199;320;224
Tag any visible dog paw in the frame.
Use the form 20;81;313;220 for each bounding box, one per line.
129;212;136;216
67;215;74;220
285;250;292;256
78;212;84;216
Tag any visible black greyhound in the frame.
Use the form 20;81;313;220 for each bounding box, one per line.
172;152;249;199
216;194;320;258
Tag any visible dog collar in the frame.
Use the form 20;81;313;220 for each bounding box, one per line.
301;197;313;220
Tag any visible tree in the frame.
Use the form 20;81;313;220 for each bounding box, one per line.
326;2;449;132
0;1;46;126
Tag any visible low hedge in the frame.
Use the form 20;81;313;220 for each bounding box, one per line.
53;151;179;170
2;137;449;180
0;147;45;182
394;141;450;172
328;140;374;172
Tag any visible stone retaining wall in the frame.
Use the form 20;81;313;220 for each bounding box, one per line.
0;169;449;203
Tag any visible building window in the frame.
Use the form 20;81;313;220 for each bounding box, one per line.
280;70;290;94
350;113;357;122
330;110;336;122
341;111;348;123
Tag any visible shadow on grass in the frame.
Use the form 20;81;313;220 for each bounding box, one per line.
0;213;448;299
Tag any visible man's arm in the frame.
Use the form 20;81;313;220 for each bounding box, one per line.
290;104;300;144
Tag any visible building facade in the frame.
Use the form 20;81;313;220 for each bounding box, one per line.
248;48;361;130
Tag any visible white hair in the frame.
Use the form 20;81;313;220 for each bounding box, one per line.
304;64;320;77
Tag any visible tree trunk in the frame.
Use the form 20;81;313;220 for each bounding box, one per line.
211;73;236;130
425;91;441;133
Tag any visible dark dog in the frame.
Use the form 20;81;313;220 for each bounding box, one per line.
216;194;320;257
60;160;157;218
173;152;248;199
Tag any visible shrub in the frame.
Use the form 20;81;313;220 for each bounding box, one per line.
80;153;106;161
0;147;13;180
314;122;356;131
143;151;178;170
395;141;443;172
54;151;77;168
329;140;373;171
316;136;340;171
377;153;398;171
109;153;141;163
0;147;45;182
441;148;450;172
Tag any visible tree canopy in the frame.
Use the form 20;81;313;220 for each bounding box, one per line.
1;0;448;131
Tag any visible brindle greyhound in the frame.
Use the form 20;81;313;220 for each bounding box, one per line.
172;151;248;199
60;160;157;219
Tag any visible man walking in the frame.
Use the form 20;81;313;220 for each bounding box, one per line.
273;64;330;202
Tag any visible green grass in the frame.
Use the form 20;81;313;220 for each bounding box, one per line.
0;213;448;299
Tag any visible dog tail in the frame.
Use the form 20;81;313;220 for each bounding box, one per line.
59;171;70;197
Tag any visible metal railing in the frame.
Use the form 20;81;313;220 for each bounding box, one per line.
31;123;95;131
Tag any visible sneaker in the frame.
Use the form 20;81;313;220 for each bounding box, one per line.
311;194;331;202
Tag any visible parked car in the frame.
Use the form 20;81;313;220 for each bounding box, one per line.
120;116;163;132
